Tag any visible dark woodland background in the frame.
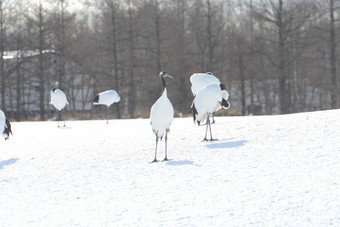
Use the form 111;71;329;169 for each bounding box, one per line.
0;0;339;121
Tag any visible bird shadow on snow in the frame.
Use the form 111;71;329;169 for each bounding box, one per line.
0;158;19;169
166;160;200;166
205;139;247;149
57;126;72;129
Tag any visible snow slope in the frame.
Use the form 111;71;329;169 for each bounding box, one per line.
1;110;340;226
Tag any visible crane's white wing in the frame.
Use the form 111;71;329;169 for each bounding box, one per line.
190;73;220;96
93;90;120;107
193;84;222;122
150;91;174;138
50;89;69;111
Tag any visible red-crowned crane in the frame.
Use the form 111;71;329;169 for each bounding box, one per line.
192;83;230;141
50;82;69;127
149;71;174;163
0;110;12;140
190;72;230;123
93;90;120;124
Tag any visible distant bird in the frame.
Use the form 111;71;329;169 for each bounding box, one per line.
150;70;174;163
0;110;12;140
192;83;230;141
50;82;69;127
93;90;120;124
190;72;229;123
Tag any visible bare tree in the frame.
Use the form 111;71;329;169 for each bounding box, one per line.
206;0;213;72
94;0;123;118
14;15;24;121
57;0;66;87
0;0;7;110
329;0;338;108
38;1;46;120
237;37;247;116
253;0;314;114
27;0;48;120
2;0;339;120
106;0;121;118
172;0;191;114
127;0;136;118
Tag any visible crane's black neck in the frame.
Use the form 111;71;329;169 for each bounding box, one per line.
161;76;167;90
220;83;226;91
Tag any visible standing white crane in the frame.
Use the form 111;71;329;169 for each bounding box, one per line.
149;70;174;163
192;83;230;141
93;90;120;124
190;72;230;123
0;110;12;140
50;82;69;127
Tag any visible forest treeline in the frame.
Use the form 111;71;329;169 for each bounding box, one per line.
0;0;339;121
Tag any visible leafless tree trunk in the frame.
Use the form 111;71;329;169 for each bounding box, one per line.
249;0;255;114
57;0;65;87
15;39;23;121
191;1;207;72
329;0;337;108
175;0;188;114
108;0;121;119
155;0;161;74
277;0;290;114
0;0;5;111
238;52;246;115
127;0;135;118
55;0;67;121
38;0;45;120
206;0;213;72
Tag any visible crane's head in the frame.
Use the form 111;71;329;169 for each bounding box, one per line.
159;70;173;79
55;82;60;88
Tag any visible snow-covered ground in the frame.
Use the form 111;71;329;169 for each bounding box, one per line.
1;110;340;226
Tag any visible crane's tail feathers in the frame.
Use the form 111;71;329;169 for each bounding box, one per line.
220;99;230;109
93;95;99;104
5;119;12;136
192;104;198;123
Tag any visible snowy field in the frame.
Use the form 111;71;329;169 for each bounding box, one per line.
1;110;340;226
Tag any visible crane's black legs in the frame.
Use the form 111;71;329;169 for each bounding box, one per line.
203;118;209;141
106;107;109;124
163;131;169;161
57;109;66;127
208;117;213;140
150;137;159;163
56;110;60;127
212;114;215;124
62;109;66;127
150;132;171;163
202;115;216;142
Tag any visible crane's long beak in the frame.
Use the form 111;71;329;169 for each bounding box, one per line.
165;73;174;79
